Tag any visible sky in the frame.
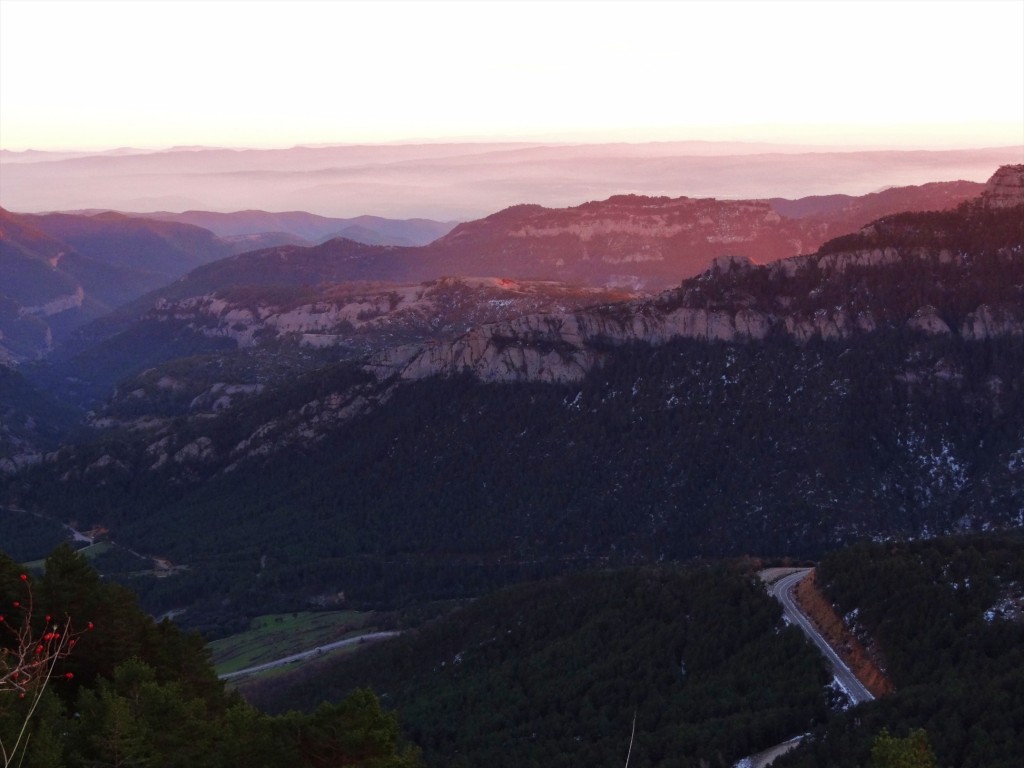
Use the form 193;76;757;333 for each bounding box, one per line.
1;0;1022;151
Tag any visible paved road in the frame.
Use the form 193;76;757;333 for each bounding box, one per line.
734;570;874;767
734;734;807;768
219;631;400;680
767;569;873;705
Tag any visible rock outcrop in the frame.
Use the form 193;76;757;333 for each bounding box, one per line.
368;212;1024;384
981;164;1024;209
148;278;638;352
961;304;1024;340
19;286;86;318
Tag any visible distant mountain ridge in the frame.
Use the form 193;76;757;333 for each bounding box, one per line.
18;174;984;404
133;177;985;307
0;208;457;362
0;208;236;360
27;210;229;276
129;210;457;246
0;172;987;404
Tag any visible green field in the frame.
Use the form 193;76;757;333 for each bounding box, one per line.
209;610;377;675
21;539;112;570
74;540;113;559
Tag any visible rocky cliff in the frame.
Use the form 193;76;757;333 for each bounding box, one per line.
981;163;1024;209
413;179;983;290
369;192;1023;384
146;277;637;355
132;178;985;314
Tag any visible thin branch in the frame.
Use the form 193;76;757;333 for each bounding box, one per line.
4;627;71;767
624;710;636;768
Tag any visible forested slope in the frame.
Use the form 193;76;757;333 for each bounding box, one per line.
777;535;1024;768
6;327;1022;634
245;565;831;768
0;546;421;767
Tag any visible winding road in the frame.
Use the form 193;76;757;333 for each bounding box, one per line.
218;631;400;681
734;569;876;767
767;568;873;705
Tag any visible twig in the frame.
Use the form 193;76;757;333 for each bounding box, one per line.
624;710;636;768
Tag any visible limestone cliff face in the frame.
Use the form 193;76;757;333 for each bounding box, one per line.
148;278;638;352
504;198;786;251
19;286;85;318
425;196;810;290
367;300;866;383
982;164;1024;209
418;181;985;290
961;304;1024;340
369;238;1024;384
367;303;781;384
906;305;952;335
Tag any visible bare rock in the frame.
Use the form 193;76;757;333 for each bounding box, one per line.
907;306;952;335
981;164;1024;209
961;305;1024;339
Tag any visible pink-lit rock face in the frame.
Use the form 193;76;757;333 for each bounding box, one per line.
366;187;1023;385
415;179;985;291
982;164;1024;209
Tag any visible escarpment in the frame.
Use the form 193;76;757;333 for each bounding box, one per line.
369;220;1023;383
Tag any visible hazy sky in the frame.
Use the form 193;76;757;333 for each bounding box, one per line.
1;0;1022;151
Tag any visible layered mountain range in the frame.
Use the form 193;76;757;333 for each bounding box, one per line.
0;208;231;361
68;167;1022;466
133;209;457;247
2;166;1021;631
371;189;1024;384
140;177;983;305
0;174;984;387
0;209;455;361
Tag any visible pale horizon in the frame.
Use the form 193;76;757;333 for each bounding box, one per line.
4;132;1024;156
1;0;1022;153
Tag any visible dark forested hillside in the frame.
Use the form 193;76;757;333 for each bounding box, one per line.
25;211;231;279
0;547;421;767
6;327;1022;634
776;535;1024;768
0;208;236;361
0;366;81;466
245;565;831;768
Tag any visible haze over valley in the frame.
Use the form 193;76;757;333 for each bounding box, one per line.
3;141;1020;220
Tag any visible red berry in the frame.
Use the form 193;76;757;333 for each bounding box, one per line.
35;645;44;654
64;672;74;680
87;622;94;630
12;601;19;608
19;574;27;581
